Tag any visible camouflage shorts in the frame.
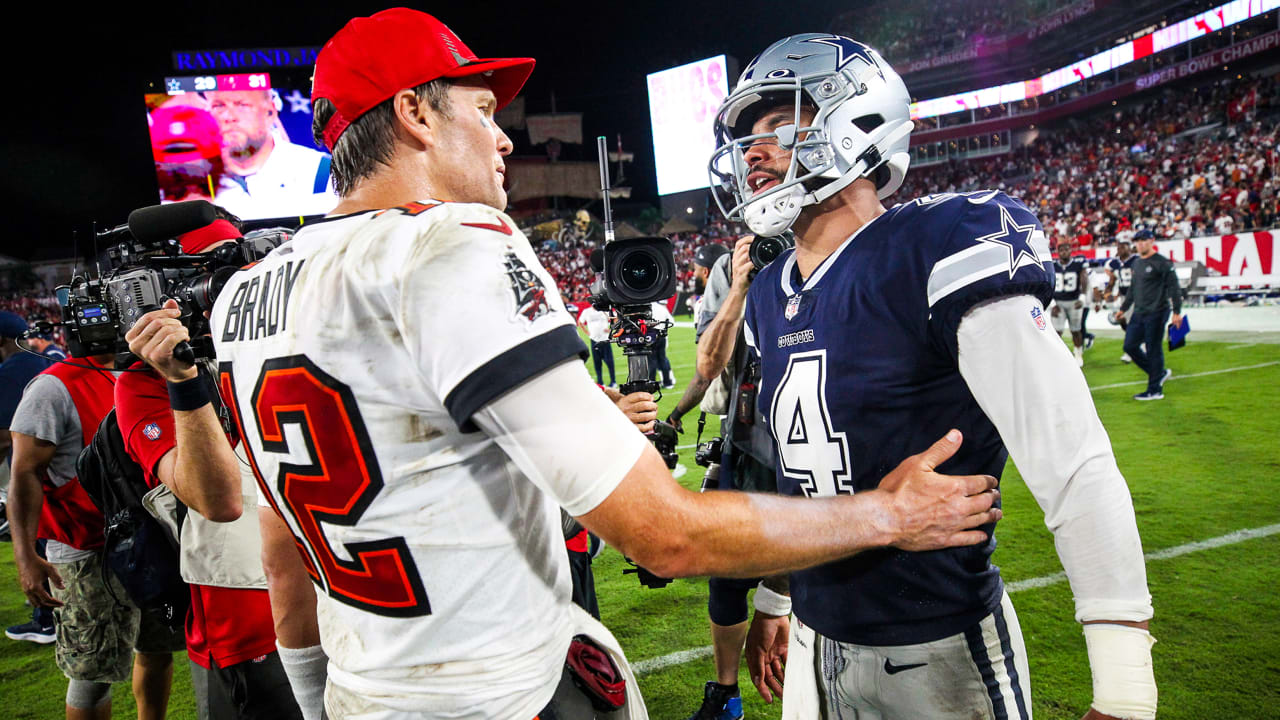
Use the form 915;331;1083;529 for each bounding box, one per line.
51;555;139;682
50;554;185;682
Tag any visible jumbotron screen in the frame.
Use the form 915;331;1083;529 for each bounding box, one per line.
145;73;338;221
647;55;730;196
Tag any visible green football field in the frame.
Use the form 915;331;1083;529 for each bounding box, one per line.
1;322;1277;719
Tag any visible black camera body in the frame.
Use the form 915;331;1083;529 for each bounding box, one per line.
56;208;286;363
590;236;678;357
587;236;680;469
694;436;724;468
749;230;796;273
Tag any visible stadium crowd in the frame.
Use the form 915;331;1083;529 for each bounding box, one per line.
830;0;1077;66
904;71;1280;246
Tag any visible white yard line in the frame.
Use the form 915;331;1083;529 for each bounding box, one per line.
632;523;1280;675
1223;343;1258;350
1087;361;1280;391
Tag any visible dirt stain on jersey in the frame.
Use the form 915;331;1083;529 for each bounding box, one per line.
408;415;443;443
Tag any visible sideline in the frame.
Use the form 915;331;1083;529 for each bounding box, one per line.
632;523;1280;675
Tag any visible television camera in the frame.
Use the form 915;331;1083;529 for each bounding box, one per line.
44;201;286;365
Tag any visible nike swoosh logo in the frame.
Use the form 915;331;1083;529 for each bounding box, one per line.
785;53;818;60
883;659;928;675
460;218;513;236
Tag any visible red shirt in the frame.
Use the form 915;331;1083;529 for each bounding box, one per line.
115;364;277;668
36;357;114;550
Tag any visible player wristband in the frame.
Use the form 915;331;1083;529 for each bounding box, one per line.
753;582;792;617
1083;624;1158;720
167;376;211;411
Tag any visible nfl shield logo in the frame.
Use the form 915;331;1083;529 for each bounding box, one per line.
143;422;162;441
1031;306;1046;331
785;294;802;321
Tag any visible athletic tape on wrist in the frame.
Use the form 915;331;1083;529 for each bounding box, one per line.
1083;624;1157;720
167;375;211;411
753;582;791;617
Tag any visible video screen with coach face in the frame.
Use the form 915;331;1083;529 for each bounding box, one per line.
145;73;338;221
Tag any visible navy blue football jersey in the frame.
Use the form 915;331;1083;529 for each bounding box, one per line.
1107;255;1135;296
743;191;1053;646
1052;256;1088;301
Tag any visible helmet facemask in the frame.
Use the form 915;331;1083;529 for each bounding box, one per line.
708;35;915;237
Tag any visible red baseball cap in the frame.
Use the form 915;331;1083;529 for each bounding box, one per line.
179;219;242;254
150;105;221;164
313;8;534;151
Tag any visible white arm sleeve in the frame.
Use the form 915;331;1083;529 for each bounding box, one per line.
957;294;1152;622
471;359;650;518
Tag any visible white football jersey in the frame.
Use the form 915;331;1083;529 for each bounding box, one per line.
211;200;602;718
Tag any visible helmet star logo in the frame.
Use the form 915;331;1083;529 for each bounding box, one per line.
802;36;883;79
975;204;1044;278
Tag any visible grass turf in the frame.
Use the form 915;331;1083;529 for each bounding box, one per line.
0;322;1275;718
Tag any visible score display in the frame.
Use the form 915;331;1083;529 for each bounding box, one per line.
164;73;271;95
647;55;729;196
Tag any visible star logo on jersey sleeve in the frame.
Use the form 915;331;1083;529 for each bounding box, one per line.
974;204;1045;278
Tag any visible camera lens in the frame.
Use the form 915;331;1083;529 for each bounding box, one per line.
749;231;796;271
620;251;660;293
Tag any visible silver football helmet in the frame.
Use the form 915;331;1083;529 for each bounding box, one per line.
709;34;914;236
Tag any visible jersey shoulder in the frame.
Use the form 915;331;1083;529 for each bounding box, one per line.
900;190;1052;311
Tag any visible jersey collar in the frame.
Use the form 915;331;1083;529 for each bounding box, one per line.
779;209;890;297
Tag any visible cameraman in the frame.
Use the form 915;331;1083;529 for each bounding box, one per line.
8;342;183;719
113;219;303;720
668;237;778;720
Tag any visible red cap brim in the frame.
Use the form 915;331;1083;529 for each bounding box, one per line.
442;56;535;110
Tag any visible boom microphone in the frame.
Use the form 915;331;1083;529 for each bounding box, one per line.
127;201;219;244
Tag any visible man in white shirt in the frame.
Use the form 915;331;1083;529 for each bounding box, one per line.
208;89;338;220
577;305;615;387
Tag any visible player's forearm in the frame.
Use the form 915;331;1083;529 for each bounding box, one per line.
596;457;894;579
696;292;747;381
7;463;47;564
761;573;789;595
171;406;243;522
671;369;714;418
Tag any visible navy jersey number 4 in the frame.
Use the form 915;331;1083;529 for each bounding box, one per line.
772;350;852;497
743;190;1053;646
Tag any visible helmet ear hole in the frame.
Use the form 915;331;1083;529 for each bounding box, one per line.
852;114;883;134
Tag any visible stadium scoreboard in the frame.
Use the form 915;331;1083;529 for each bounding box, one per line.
164;73;272;95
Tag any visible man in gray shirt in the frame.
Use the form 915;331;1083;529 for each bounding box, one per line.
1116;230;1184;400
668;238;778;720
9;358;182;719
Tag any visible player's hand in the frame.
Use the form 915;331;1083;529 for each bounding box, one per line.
615;392;657;433
1074;298;1084;309
877;429;1001;551
1051;305;1062;318
17;554;64;608
1171;313;1183;329
126;299;198;382
1111;310;1124;324
746;611;789;704
666;411;684;434
730;235;755;291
